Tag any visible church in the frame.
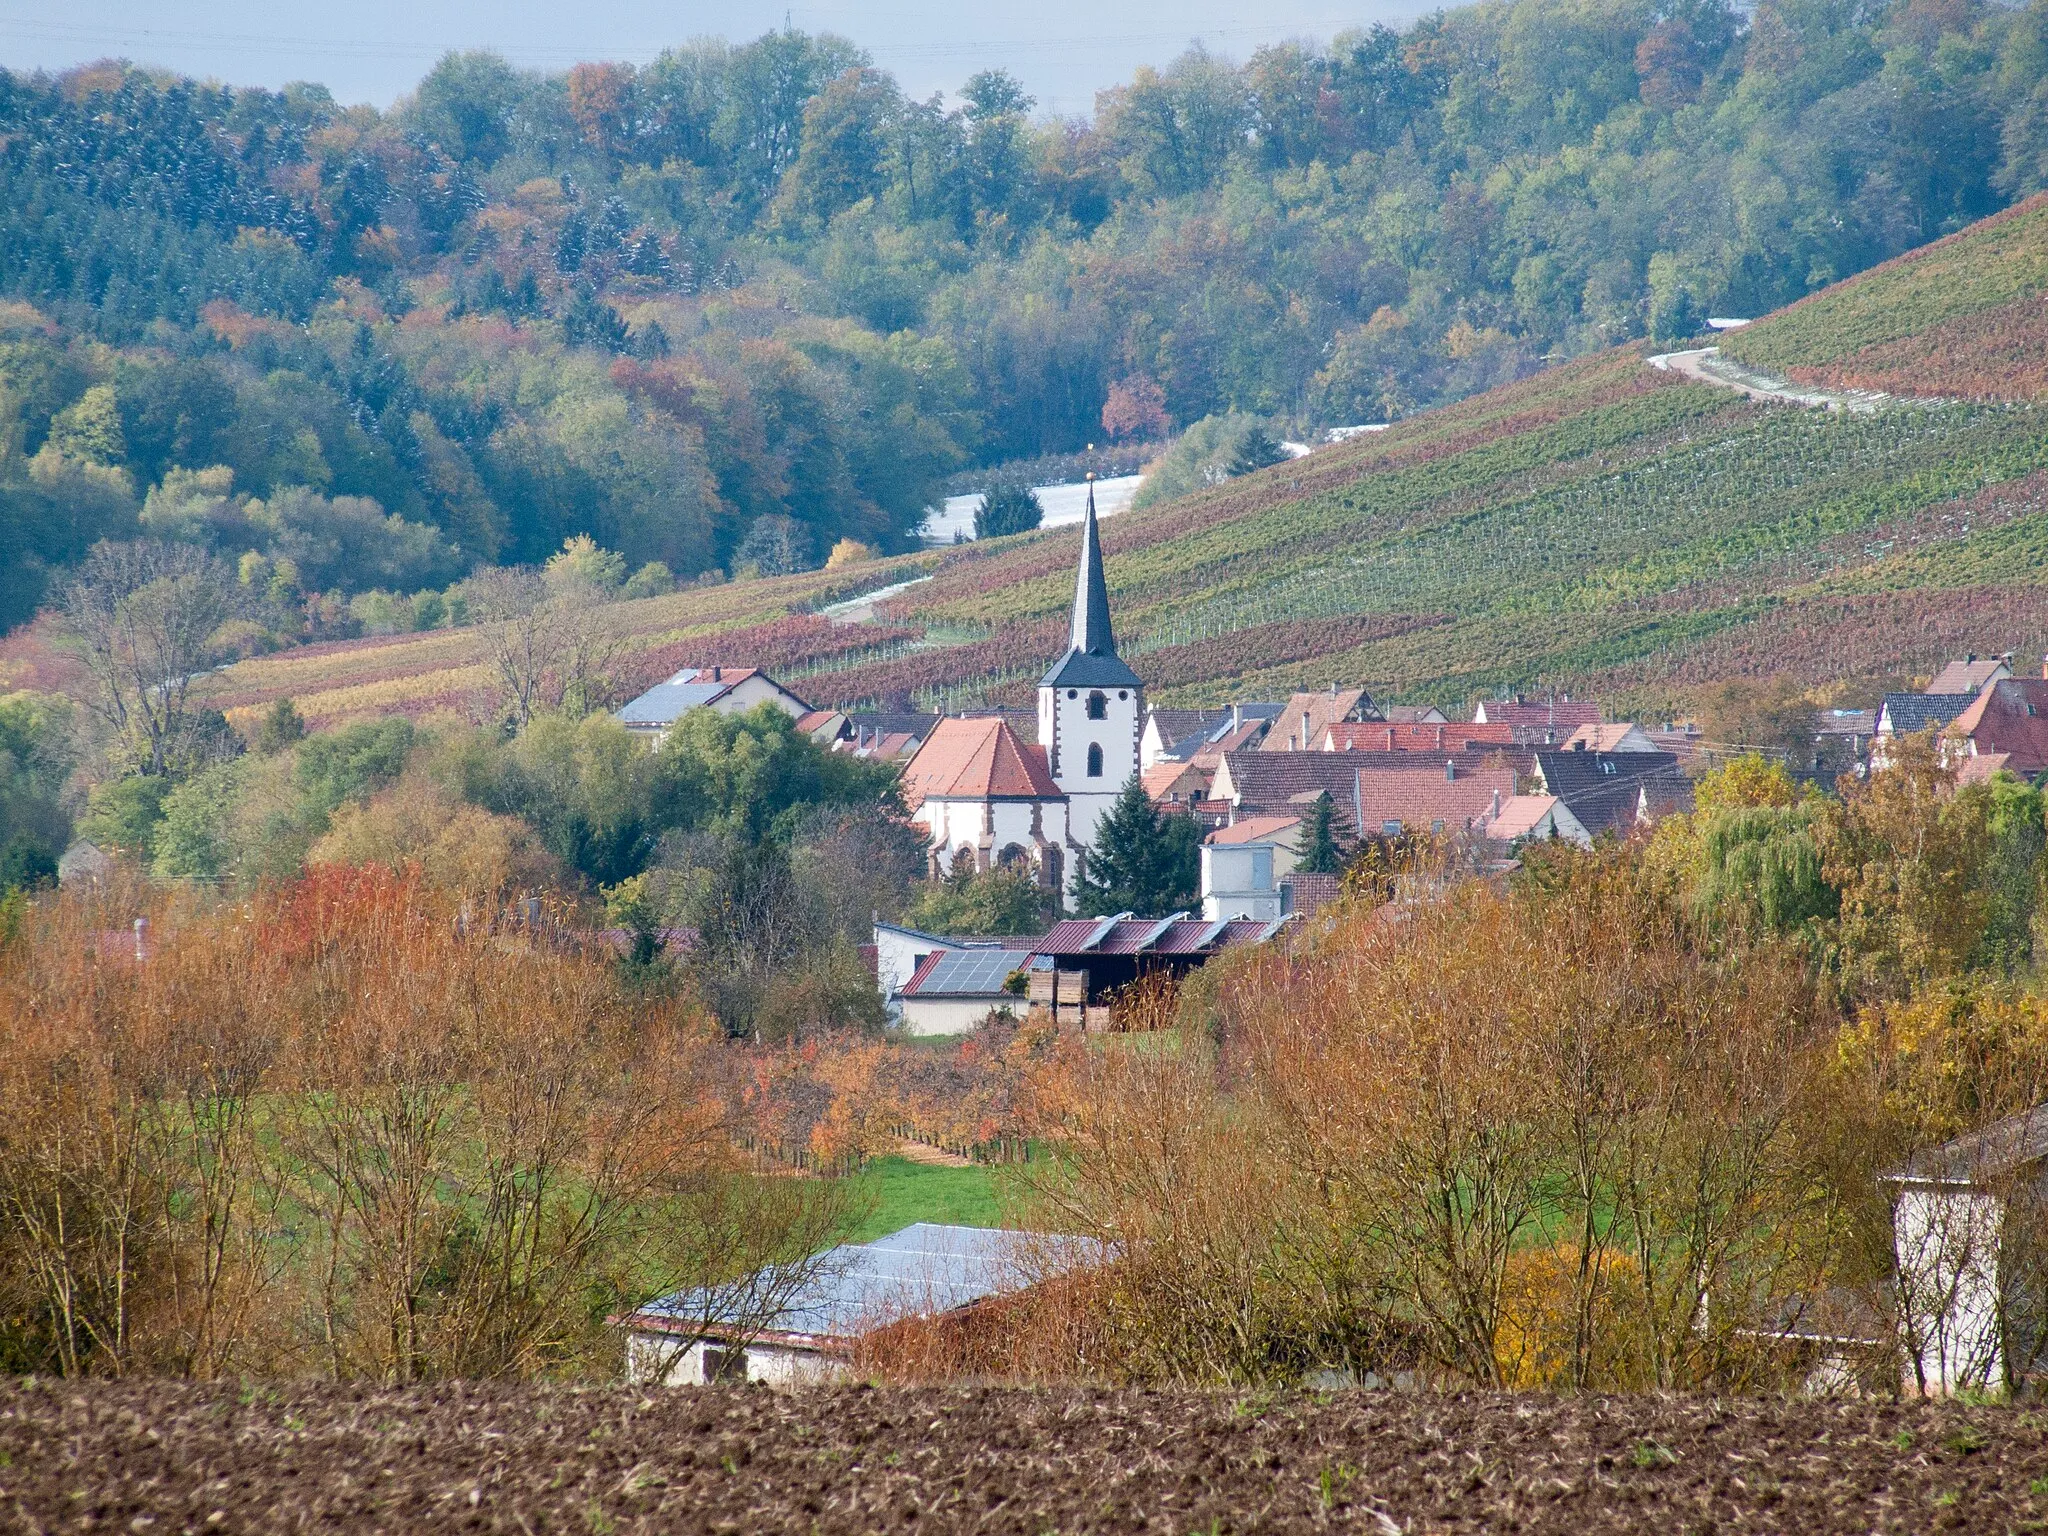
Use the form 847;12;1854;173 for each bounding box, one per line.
899;485;1142;899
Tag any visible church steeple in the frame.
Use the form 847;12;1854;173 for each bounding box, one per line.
1041;479;1141;689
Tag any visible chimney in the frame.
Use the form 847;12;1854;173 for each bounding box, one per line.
1329;681;1337;696
1445;759;1456;782
1490;788;1502;819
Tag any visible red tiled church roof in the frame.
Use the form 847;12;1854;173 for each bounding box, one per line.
900;716;1062;808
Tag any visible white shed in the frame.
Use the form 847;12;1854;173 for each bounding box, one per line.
1886;1103;2048;1396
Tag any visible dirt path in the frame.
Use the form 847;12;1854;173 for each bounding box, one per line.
894;1137;975;1167
1648;345;1905;412
2;1378;2040;1534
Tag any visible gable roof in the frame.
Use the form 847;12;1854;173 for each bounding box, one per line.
1563;722;1658;753
1324;721;1517;753
1261;689;1378;752
1142;760;1210;801
1208;814;1302;846
1483;793;1570;841
1947;677;2048;773
901;717;1063;807
1533;749;1685;835
1878;692;1977;736
1891;1102;2048;1186
1472;697;1603;733
1356;764;1517;833
1382;704;1448;724
1213;750;1369;815
1147;708;1230;753
1926;657;2011;696
618;678;732;727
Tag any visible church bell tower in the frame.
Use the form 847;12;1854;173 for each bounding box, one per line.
1038;479;1143;858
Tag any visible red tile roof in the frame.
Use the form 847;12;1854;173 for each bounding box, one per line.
1472;698;1602;733
1356;764;1517;834
1324;722;1516;752
900;716;1062;808
1208;814;1302;846
1949;678;2048;775
1261;689;1375;752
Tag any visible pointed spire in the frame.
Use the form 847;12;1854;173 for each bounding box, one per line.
1040;474;1141;690
1070;477;1115;657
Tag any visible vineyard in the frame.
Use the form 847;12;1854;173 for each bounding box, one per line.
183;194;2048;726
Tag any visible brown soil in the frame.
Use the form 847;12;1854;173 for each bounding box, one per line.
2;1380;2044;1533
894;1137;974;1167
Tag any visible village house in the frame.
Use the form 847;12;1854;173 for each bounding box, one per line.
1322;720;1517;753
1562;721;1659;753
1531;747;1690;837
617;665;811;747
1381;703;1450;724
1478;793;1592;848
893;946;1034;1034
1471;694;1604;742
1260;687;1381;752
1139;707;1232;769
1926;653;2013;695
1885;1102;2048;1397
1356;761;1518;839
620;1224;1098;1386
1943;673;2048;780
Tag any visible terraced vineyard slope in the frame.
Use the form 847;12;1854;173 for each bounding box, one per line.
197;193;2048;725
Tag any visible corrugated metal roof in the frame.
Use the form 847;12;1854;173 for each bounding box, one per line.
1031;916;1281;957
619;680;730;726
635;1223;1101;1342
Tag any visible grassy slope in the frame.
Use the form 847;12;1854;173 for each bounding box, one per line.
844;1156;1010;1242
200;195;2048;725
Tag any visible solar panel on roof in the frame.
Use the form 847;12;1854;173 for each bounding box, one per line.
913;948;1030;995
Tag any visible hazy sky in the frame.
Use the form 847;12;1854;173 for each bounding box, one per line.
1;1;1427;118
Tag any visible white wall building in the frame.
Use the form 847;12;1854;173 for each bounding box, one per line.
899;482;1142;901
1201;843;1279;921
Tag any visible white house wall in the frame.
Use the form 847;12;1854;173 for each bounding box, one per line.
900;998;1022;1036
1894;1184;2008;1395
624;1332;850;1387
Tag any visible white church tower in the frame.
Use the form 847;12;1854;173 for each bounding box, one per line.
1038;480;1143;876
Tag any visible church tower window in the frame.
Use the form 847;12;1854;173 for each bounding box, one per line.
1086;691;1107;720
1086;743;1104;777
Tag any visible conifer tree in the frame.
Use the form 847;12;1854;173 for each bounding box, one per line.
1295;792;1346;874
1076;773;1200;916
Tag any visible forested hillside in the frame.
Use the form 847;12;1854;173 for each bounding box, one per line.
4;0;2048;627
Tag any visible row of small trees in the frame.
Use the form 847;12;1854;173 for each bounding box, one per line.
0;867;852;1379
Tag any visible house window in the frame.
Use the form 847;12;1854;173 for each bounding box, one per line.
1086;691;1107;720
1086;743;1104;777
1382;819;1402;837
1431;819;1445;835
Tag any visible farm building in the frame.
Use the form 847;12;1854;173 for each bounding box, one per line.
616;666;811;747
1886;1103;2048;1396
895;946;1034;1035
1027;913;1288;1021
619;1224;1097;1386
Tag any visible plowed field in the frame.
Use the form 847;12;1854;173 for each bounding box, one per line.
2;1379;2043;1534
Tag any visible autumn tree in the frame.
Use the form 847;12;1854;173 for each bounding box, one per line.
62;541;236;776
